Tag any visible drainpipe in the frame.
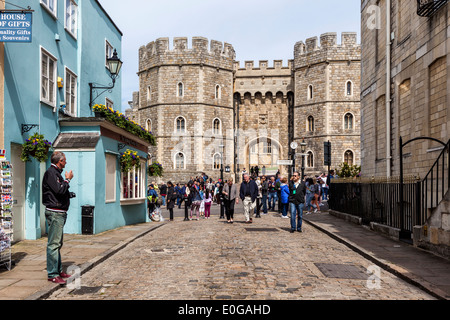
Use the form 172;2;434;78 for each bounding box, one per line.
386;0;392;176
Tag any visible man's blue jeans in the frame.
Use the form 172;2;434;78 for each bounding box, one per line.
261;194;268;213
289;202;304;231
45;209;67;278
268;192;277;210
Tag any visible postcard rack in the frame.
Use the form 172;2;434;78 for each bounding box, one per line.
0;160;13;271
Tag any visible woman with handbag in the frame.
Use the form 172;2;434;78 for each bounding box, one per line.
222;178;238;223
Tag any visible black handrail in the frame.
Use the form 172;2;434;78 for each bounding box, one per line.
419;139;450;225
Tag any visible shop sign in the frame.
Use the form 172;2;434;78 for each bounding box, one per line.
0;11;32;42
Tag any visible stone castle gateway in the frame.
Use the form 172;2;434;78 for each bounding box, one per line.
126;33;361;183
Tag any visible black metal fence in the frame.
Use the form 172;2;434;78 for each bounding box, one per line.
328;176;421;234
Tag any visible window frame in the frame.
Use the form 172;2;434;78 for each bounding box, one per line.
344;112;354;130
40;47;57;108
177;82;184;97
175;152;185;170
64;0;78;38
307;115;315;132
40;0;57;19
215;84;221;99
145;118;152;132
213;153;221;170
346;80;353;96
307;84;313;100
64;67;77;117
105;153;117;203
306;151;314;168
105;97;113;110
212;118;221;135
344;150;354;166
175;116;186;134
105;40;113;69
120;159;146;202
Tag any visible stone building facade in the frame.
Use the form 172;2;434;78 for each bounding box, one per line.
360;1;449;254
128;33;361;183
360;0;449;178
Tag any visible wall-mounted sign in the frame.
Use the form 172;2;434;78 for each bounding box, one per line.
0;11;32;42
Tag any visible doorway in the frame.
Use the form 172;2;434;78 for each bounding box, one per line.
10;144;25;241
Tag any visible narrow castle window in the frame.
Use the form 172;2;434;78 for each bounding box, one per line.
177;82;184;97
344;113;353;130
213;153;221;170
346;81;353;96
176;116;185;133
215;85;221;99
344;150;354;165
307;115;315;132
146;119;152;132
175;152;185;169
213;118;221;135
307;151;314;168
147;86;151;102
308;85;313;100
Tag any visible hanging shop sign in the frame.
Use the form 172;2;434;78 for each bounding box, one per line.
0;11;33;43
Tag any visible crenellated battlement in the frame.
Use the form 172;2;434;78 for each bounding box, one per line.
234;59;293;71
138;37;236;72
294;32;359;58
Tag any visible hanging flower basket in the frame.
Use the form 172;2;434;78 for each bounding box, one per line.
120;149;141;172
92;104;156;146
148;161;163;177
20;133;52;162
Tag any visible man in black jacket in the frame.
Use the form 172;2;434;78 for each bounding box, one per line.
288;171;306;233
42;151;73;284
239;174;258;223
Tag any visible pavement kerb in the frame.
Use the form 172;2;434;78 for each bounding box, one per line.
24;222;168;300
303;217;448;300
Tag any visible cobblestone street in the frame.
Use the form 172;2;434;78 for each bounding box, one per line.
47;210;434;300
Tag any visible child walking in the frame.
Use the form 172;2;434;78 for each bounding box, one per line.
199;187;205;218
204;189;212;219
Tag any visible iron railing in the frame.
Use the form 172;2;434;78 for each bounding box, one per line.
329;139;449;238
329;176;420;233
417;0;448;17
419;139;450;225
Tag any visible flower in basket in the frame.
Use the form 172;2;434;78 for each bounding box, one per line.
20;133;52;162
92;104;156;146
148;161;163;177
120;149;141;172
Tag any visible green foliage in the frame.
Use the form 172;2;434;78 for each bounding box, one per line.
120;149;141;172
336;162;361;178
20;133;52;162
148;161;163;177
93;104;156;146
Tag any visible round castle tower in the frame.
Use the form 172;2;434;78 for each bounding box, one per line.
293;32;361;175
136;37;236;183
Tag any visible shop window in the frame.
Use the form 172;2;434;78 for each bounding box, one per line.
121;160;146;200
105;154;116;203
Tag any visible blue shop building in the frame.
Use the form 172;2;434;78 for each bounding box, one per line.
1;0;151;240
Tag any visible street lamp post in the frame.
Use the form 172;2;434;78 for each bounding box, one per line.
300;138;307;181
219;144;225;219
89;49;123;109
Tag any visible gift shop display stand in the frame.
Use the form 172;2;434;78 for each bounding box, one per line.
0;160;13;271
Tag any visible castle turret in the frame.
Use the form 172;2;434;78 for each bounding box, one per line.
137;37;235;182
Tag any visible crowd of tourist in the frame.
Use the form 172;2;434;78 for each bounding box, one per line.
147;170;335;232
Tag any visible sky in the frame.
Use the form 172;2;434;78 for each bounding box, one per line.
98;0;361;112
